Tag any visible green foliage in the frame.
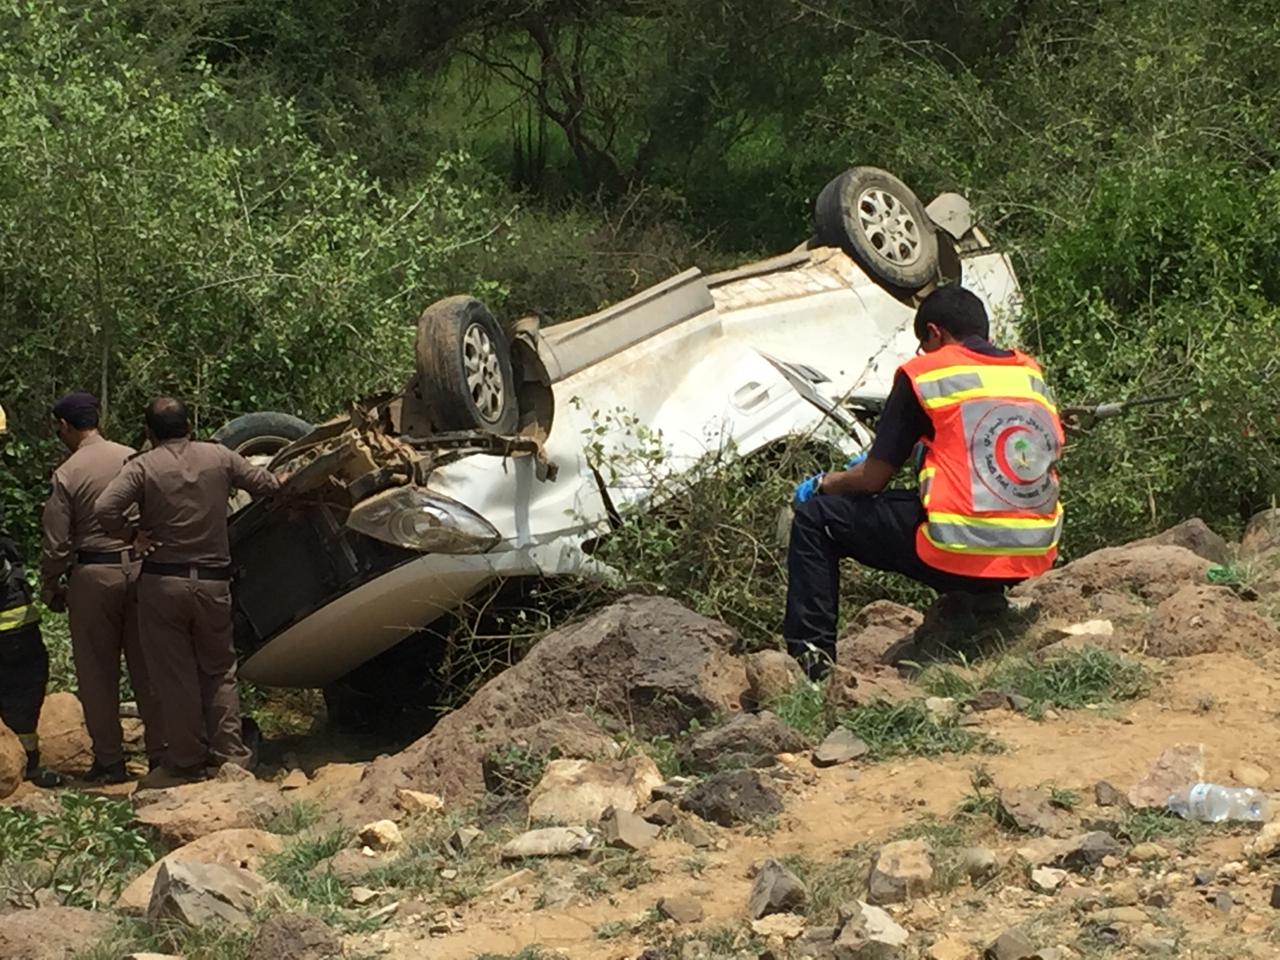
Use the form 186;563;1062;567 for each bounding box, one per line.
766;678;833;742
919;647;1149;711
77;917;259;960
838;701;996;760
0;793;156;909
262;829;349;916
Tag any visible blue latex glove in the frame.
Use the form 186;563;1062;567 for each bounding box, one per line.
844;451;868;470
793;472;825;506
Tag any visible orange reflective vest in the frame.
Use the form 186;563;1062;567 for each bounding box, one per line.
901;343;1064;579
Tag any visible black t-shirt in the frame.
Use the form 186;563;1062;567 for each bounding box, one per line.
868;337;1015;470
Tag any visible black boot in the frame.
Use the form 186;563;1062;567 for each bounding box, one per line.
25;750;64;789
83;760;129;784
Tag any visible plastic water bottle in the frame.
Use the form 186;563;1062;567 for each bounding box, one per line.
1167;783;1271;823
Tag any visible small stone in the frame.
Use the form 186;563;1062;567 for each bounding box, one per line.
1212;890;1234;913
835;900;909;955
961;847;999;883
279;769;308;791
970;689;1011;712
1094;781;1126;807
1134;937;1177;957
1245;821;1280;858
641;799;678;826
600;806;661;851
1129;842;1167;862
1100;855;1121;869
750;913;806;939
1030;867;1067;894
924;697;959;721
358;820;403;851
1232;761;1271;789
396;789;446;816
1106;881;1139;906
680;941;711;960
985;928;1036;960
1007;694;1033;713
1127;744;1205;809
216;762;255;783
440;869;458;880
1042;708;1061;721
1193;868;1216;886
350;886;378;905
1060;832;1125;871
748;859;808;919
813;727;870;767
998;788;1060;834
674;819;715;849
680;769;784;827
658;894;705;924
449;826;483;853
928;938;974;960
868;838;934;904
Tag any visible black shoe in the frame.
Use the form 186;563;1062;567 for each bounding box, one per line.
137;763;207;791
791;644;834;683
83;760;129;785
25;766;65;788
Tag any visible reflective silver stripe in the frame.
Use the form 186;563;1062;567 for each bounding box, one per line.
916;372;983;401
927;517;1061;551
1028;375;1055;404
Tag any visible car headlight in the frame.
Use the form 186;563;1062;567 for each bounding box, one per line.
345;486;501;554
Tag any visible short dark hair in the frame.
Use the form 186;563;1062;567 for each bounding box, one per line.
51;392;100;430
913;286;990;342
145;397;190;441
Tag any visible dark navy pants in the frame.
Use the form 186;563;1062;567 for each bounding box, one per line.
782;490;1018;670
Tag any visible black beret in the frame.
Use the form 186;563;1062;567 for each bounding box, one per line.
52;391;99;422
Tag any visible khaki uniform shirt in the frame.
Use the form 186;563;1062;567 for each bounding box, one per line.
95;438;280;567
40;433;135;603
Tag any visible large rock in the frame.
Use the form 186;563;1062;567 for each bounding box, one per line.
1128;744;1205;809
680;769;784;826
133;779;288;848
35;691;93;775
246;913;342;960
824;666;916;712
745;650;805;707
868;839;933;904
527;756;664;825
0;719;26;799
339;596;747;819
684;711;811;771
997;788;1062;835
837;601;923;670
1241;508;1280;561
1011;544;1212;622
500;826;595;859
1140;585;1280;657
0;906;114;959
1130;518;1229;564
749;859;808;919
117;828;285;913
147;859;274;926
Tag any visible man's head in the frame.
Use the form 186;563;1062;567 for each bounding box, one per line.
52;392;101;451
145;396;191;443
913;286;990;354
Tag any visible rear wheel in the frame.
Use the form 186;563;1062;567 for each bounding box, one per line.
814;166;940;293
415;296;519;434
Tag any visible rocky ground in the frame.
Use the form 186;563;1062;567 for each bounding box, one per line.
3;511;1280;960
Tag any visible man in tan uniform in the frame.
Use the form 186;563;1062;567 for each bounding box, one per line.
40;392;164;783
95;396;281;787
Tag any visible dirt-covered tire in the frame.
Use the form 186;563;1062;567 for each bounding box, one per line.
814;166;940;292
415;295;518;434
212;411;313;460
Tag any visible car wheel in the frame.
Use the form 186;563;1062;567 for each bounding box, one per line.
212;411;312;511
415;296;519;434
814;167;940;293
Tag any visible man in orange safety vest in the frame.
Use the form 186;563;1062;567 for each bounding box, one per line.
783;286;1064;680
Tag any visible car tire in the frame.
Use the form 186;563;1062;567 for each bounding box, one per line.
415;295;519;434
814;167;940;293
212;411;313;461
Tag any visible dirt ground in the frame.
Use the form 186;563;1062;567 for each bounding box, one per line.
356;650;1280;959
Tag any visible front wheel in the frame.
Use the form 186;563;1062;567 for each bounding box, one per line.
212;411;312;512
814;166;940;293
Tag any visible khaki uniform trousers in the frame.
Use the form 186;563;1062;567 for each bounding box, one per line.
136;574;250;771
67;563;164;766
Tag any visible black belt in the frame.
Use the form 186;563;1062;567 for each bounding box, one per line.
76;550;129;565
141;560;233;581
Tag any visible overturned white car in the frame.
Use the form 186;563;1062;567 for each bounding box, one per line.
221;167;1022;696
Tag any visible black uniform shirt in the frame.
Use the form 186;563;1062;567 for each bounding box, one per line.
868;336;1015;470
